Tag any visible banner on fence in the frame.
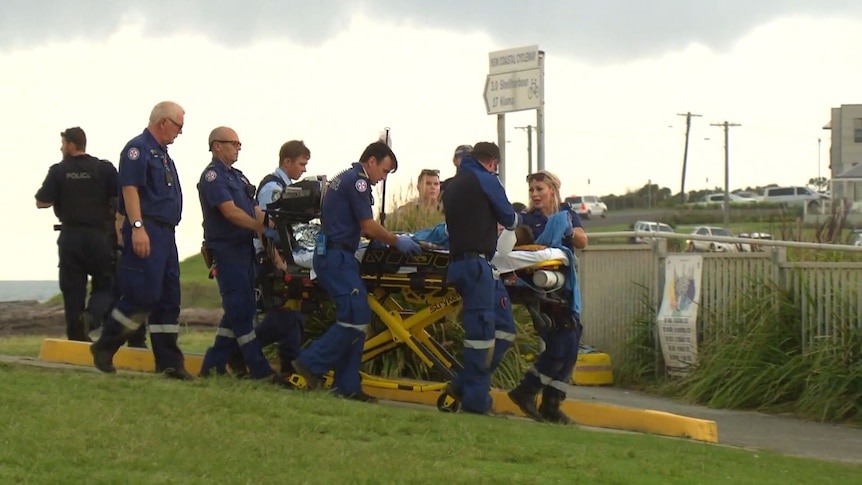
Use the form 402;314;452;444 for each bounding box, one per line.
657;254;703;375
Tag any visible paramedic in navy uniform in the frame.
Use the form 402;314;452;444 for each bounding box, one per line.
90;101;190;380
292;141;421;401
441;141;520;415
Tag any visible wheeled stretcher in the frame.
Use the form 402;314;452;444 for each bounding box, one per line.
260;179;584;407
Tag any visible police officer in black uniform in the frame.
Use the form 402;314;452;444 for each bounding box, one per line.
35;127;119;341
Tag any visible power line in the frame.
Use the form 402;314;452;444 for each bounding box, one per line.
710;121;742;229
677;112;702;203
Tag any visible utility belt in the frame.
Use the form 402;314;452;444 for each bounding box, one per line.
326;241;355;252
54;223;106;232
143;217;175;233
450;251;489;262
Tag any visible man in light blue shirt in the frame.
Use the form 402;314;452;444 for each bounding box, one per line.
230;140;311;379
253;140;311;256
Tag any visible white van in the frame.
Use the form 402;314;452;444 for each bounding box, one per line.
631;220;674;244
759;186;826;210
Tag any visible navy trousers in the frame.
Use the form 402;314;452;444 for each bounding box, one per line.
298;249;370;396
92;223;184;372
200;246;273;379
519;323;583;393
446;256;497;414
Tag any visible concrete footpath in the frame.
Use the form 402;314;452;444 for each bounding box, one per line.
567;385;862;464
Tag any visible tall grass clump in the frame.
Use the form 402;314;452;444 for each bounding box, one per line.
614;283;663;386
658;277;862;423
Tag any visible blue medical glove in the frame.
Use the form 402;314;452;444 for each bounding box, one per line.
395;235;422;255
263;228;280;243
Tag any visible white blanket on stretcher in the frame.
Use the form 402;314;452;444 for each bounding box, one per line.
291;247;569;276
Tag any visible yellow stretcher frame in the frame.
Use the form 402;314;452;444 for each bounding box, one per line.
282;266;464;396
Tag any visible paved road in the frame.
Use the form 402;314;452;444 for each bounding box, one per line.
579;208;673;229
567;385;862;464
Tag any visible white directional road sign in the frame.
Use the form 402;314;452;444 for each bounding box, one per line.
488;45;539;74
483;67;542;115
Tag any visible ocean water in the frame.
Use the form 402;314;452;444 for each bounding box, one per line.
0;281;60;303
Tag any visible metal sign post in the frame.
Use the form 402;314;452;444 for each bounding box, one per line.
484;45;544;186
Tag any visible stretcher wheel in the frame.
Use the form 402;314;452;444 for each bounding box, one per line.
436;391;461;413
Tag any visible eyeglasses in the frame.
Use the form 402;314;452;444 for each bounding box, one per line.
215;140;242;149
526;173;547;182
420;169;439;176
166;118;184;131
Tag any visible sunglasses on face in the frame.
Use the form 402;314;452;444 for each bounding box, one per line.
214;140;242;149
526;173;547;182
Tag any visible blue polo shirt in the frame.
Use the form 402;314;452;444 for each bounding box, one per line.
521;203;582;242
321;162;373;251
257;167;293;207
117;128;183;226
198;158;258;251
254;168;293;254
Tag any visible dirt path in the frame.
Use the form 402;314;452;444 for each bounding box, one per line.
0;301;221;337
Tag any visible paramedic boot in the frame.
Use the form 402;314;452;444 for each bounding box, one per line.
507;382;543;422
227;351;249;379
538;387;573;425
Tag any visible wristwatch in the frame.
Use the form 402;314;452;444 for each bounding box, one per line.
132;220;144;229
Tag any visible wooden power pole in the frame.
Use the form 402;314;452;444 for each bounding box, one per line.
710;121;742;229
677;112;701;203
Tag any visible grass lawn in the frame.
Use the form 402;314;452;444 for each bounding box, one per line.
0;330;216;358
1;364;860;484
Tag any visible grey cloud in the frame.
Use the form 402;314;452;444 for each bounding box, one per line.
2;0;860;61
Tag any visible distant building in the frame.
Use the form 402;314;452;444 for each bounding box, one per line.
824;105;862;203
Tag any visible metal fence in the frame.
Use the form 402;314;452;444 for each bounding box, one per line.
578;232;862;363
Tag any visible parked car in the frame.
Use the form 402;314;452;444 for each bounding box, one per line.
630;220;675;244
738;232;774;252
686;226;737;252
696;193;755;206
565;195;608;219
759;186;828;211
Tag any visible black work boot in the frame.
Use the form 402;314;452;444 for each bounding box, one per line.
227;352;249;379
90;342;116;374
538;387;573;425
291;359;323;390
163;367;194;381
507;383;544;422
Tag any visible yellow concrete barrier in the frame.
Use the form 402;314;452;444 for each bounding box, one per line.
37;338;205;376
37;338;717;443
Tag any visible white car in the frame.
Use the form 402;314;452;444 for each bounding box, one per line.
565;195;607;219
759;186;828;210
631;220;675;244
696;193;755;206
738;232;774;252
686;226;737;252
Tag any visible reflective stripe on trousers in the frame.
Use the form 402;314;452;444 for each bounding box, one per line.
528;365;569;392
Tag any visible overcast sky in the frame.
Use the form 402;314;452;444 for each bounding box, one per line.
3;1;861;280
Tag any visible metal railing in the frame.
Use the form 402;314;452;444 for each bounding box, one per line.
576;231;862;363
